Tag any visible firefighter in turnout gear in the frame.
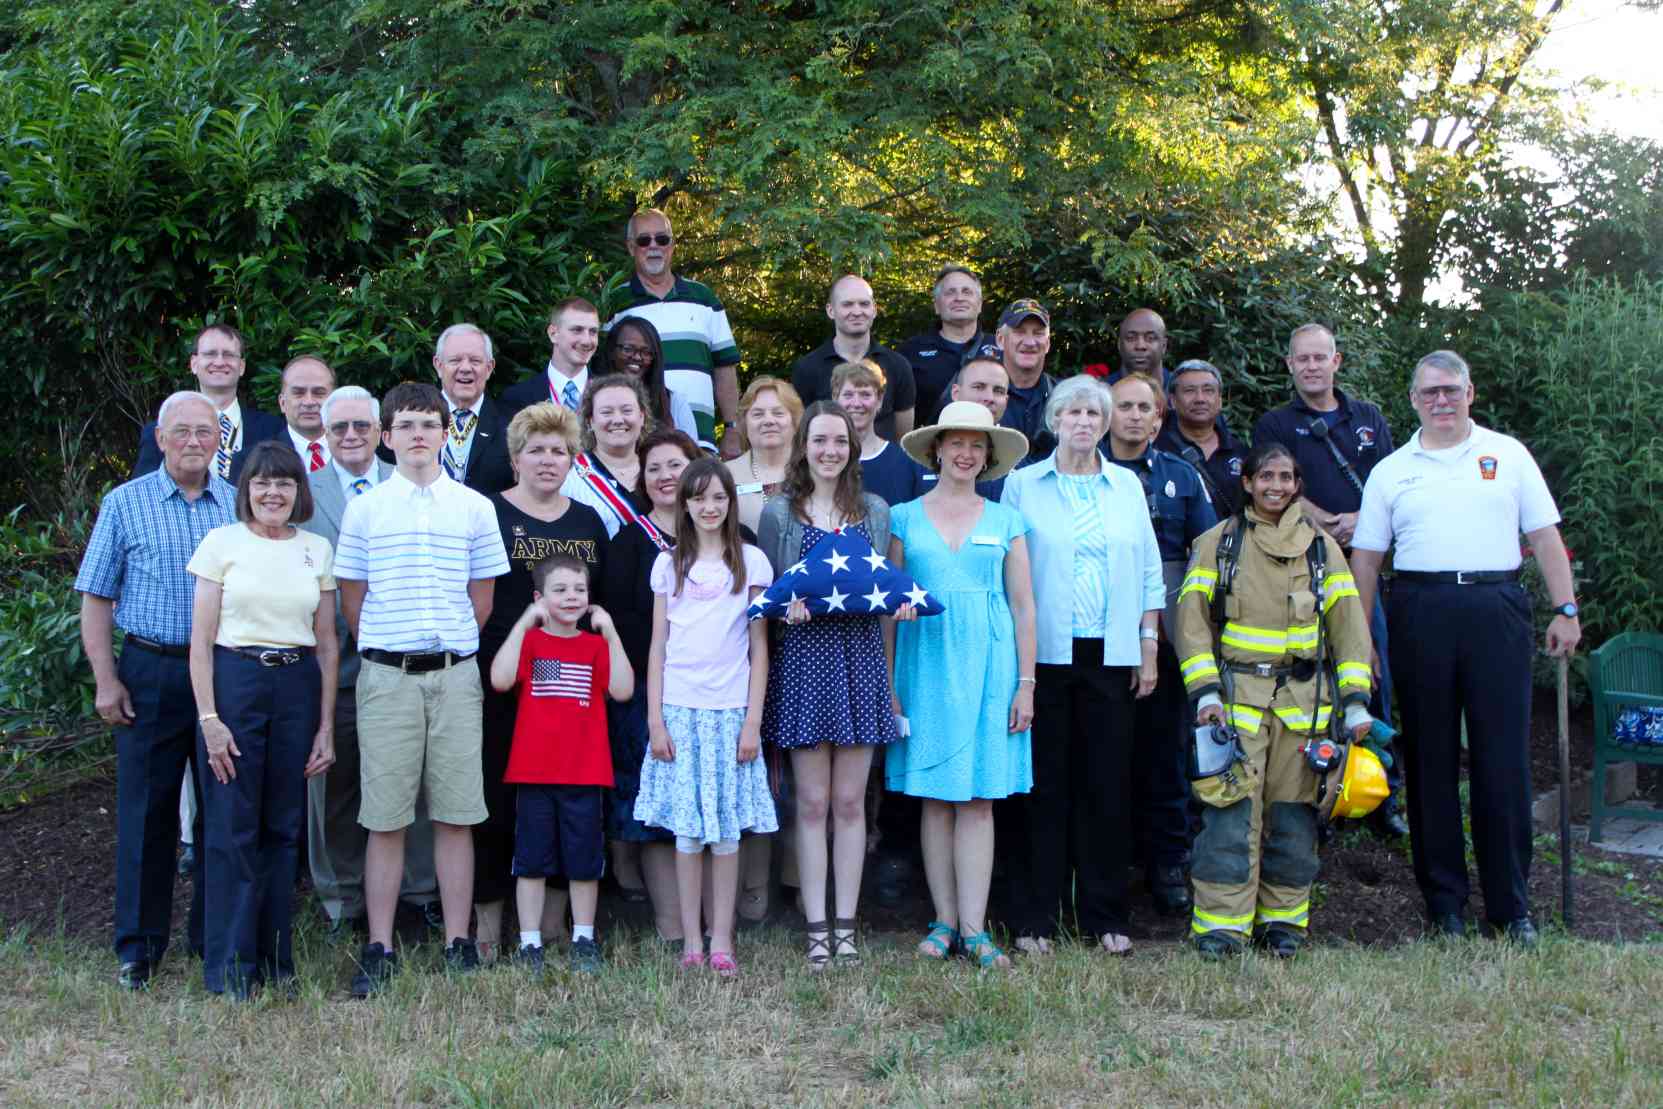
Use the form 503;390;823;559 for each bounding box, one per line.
1175;442;1374;959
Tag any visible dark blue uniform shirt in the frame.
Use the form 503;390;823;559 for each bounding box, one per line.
1155;420;1248;517
1250;387;1393;516
1106;446;1218;562
896;329;990;428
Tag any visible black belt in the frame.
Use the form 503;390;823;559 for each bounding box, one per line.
1394;569;1519;585
361;647;476;673
1225;659;1318;681
126;635;189;659
219;644;312;668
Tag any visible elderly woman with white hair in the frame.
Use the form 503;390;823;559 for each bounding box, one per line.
1000;373;1165;957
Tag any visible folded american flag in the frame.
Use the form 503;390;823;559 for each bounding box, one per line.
531;657;593;702
748;527;945;620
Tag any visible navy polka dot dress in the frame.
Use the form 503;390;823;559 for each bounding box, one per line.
762;522;901;749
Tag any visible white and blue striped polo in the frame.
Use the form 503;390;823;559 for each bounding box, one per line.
334;470;509;654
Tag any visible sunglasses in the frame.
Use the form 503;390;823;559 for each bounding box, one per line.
633;233;672;247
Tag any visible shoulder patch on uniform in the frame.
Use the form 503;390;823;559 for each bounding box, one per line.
1478;455;1498;480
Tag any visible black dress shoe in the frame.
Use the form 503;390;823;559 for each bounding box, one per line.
118;960;152;990
1148;866;1193;917
1428;912;1469;938
177;843;197;877
1499;917;1539;949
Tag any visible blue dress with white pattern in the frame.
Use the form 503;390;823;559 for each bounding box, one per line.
762;522;900;750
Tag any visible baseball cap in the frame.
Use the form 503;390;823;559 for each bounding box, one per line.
998;298;1050;329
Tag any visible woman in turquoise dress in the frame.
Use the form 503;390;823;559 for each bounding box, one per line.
888;401;1037;969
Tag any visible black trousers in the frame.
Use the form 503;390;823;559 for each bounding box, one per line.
113;646;204;965
1020;639;1136;937
474;683;520;906
1388;579;1534;924
1131;638;1190;870
198;648;319;994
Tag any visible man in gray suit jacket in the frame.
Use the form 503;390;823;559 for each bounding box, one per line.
301;384;439;934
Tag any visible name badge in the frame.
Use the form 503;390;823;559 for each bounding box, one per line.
970;535;1002;547
735;482;765;495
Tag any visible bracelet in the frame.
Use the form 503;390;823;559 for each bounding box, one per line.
198;712;220;723
1017;677;1036;685
1139;628;1159;642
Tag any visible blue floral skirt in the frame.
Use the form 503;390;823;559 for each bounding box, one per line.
633;704;779;844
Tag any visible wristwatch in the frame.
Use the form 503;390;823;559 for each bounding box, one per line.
1139;628;1160;642
1554;602;1579;619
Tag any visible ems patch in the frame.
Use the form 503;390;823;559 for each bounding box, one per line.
1228;457;1243;477
1478;455;1498;481
1357;426;1376;449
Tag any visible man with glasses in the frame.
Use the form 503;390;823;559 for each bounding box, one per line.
503;297;601;420
606;209;743;457
79;390;238;989
1351;351;1580;946
133;324;285;481
1252;323;1408;839
1155;359;1248;516
300;385;440;940
336;382;510;996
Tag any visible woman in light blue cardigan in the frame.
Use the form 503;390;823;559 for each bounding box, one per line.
1000;374;1164;956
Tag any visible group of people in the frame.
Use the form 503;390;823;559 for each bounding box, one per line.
76;209;1582;998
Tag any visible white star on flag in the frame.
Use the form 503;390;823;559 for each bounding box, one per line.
824;549;850;574
863;584;890;611
786;560;808;577
825;586;848;612
862;551;888;572
904;584;930;607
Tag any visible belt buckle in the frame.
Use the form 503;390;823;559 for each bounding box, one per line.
258;650;282;667
400;652;417;674
1455;571;1474;585
1252;662;1274;679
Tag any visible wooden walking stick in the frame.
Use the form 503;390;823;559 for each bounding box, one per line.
1557;654;1574;930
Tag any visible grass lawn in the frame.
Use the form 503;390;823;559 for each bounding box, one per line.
2;920;1661;1106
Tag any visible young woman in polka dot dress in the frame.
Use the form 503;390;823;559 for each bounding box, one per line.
756;401;897;970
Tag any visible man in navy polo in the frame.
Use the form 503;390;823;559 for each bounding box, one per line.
896;265;989;428
1104;372;1217;916
1252;323;1406;838
79;391;238;989
792;274;918;441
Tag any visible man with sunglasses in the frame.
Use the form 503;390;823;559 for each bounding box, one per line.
133;324;287;482
606;209;743;457
1351;351;1579;946
300;385;439;941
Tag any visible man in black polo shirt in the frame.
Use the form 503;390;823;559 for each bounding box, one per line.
1252;322;1407;838
792;274;917;440
1155;359;1248;516
896;265;989;428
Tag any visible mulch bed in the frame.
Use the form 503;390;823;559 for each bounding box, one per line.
3;688;1660;955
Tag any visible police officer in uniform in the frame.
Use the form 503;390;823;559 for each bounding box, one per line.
1176;441;1374;958
1104;372;1217;915
1252;323;1407;839
1351;351;1579;945
1155;359;1248;516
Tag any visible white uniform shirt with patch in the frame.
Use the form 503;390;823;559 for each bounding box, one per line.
1352;421;1560;572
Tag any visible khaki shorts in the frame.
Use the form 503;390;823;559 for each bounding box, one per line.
356;656;486;830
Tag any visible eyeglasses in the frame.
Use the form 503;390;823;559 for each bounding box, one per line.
195;349;242;360
328;420;376;436
1414;385;1466;402
633;233;672;247
613;344;652;361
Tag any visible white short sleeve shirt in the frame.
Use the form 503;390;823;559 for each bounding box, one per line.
333;471;511;653
1352;422;1560;571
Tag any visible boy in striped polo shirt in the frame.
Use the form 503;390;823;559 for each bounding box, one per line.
607;208;743;455
335;381;511;995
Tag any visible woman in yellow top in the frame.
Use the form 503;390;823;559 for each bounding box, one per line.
1174;441;1372;960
